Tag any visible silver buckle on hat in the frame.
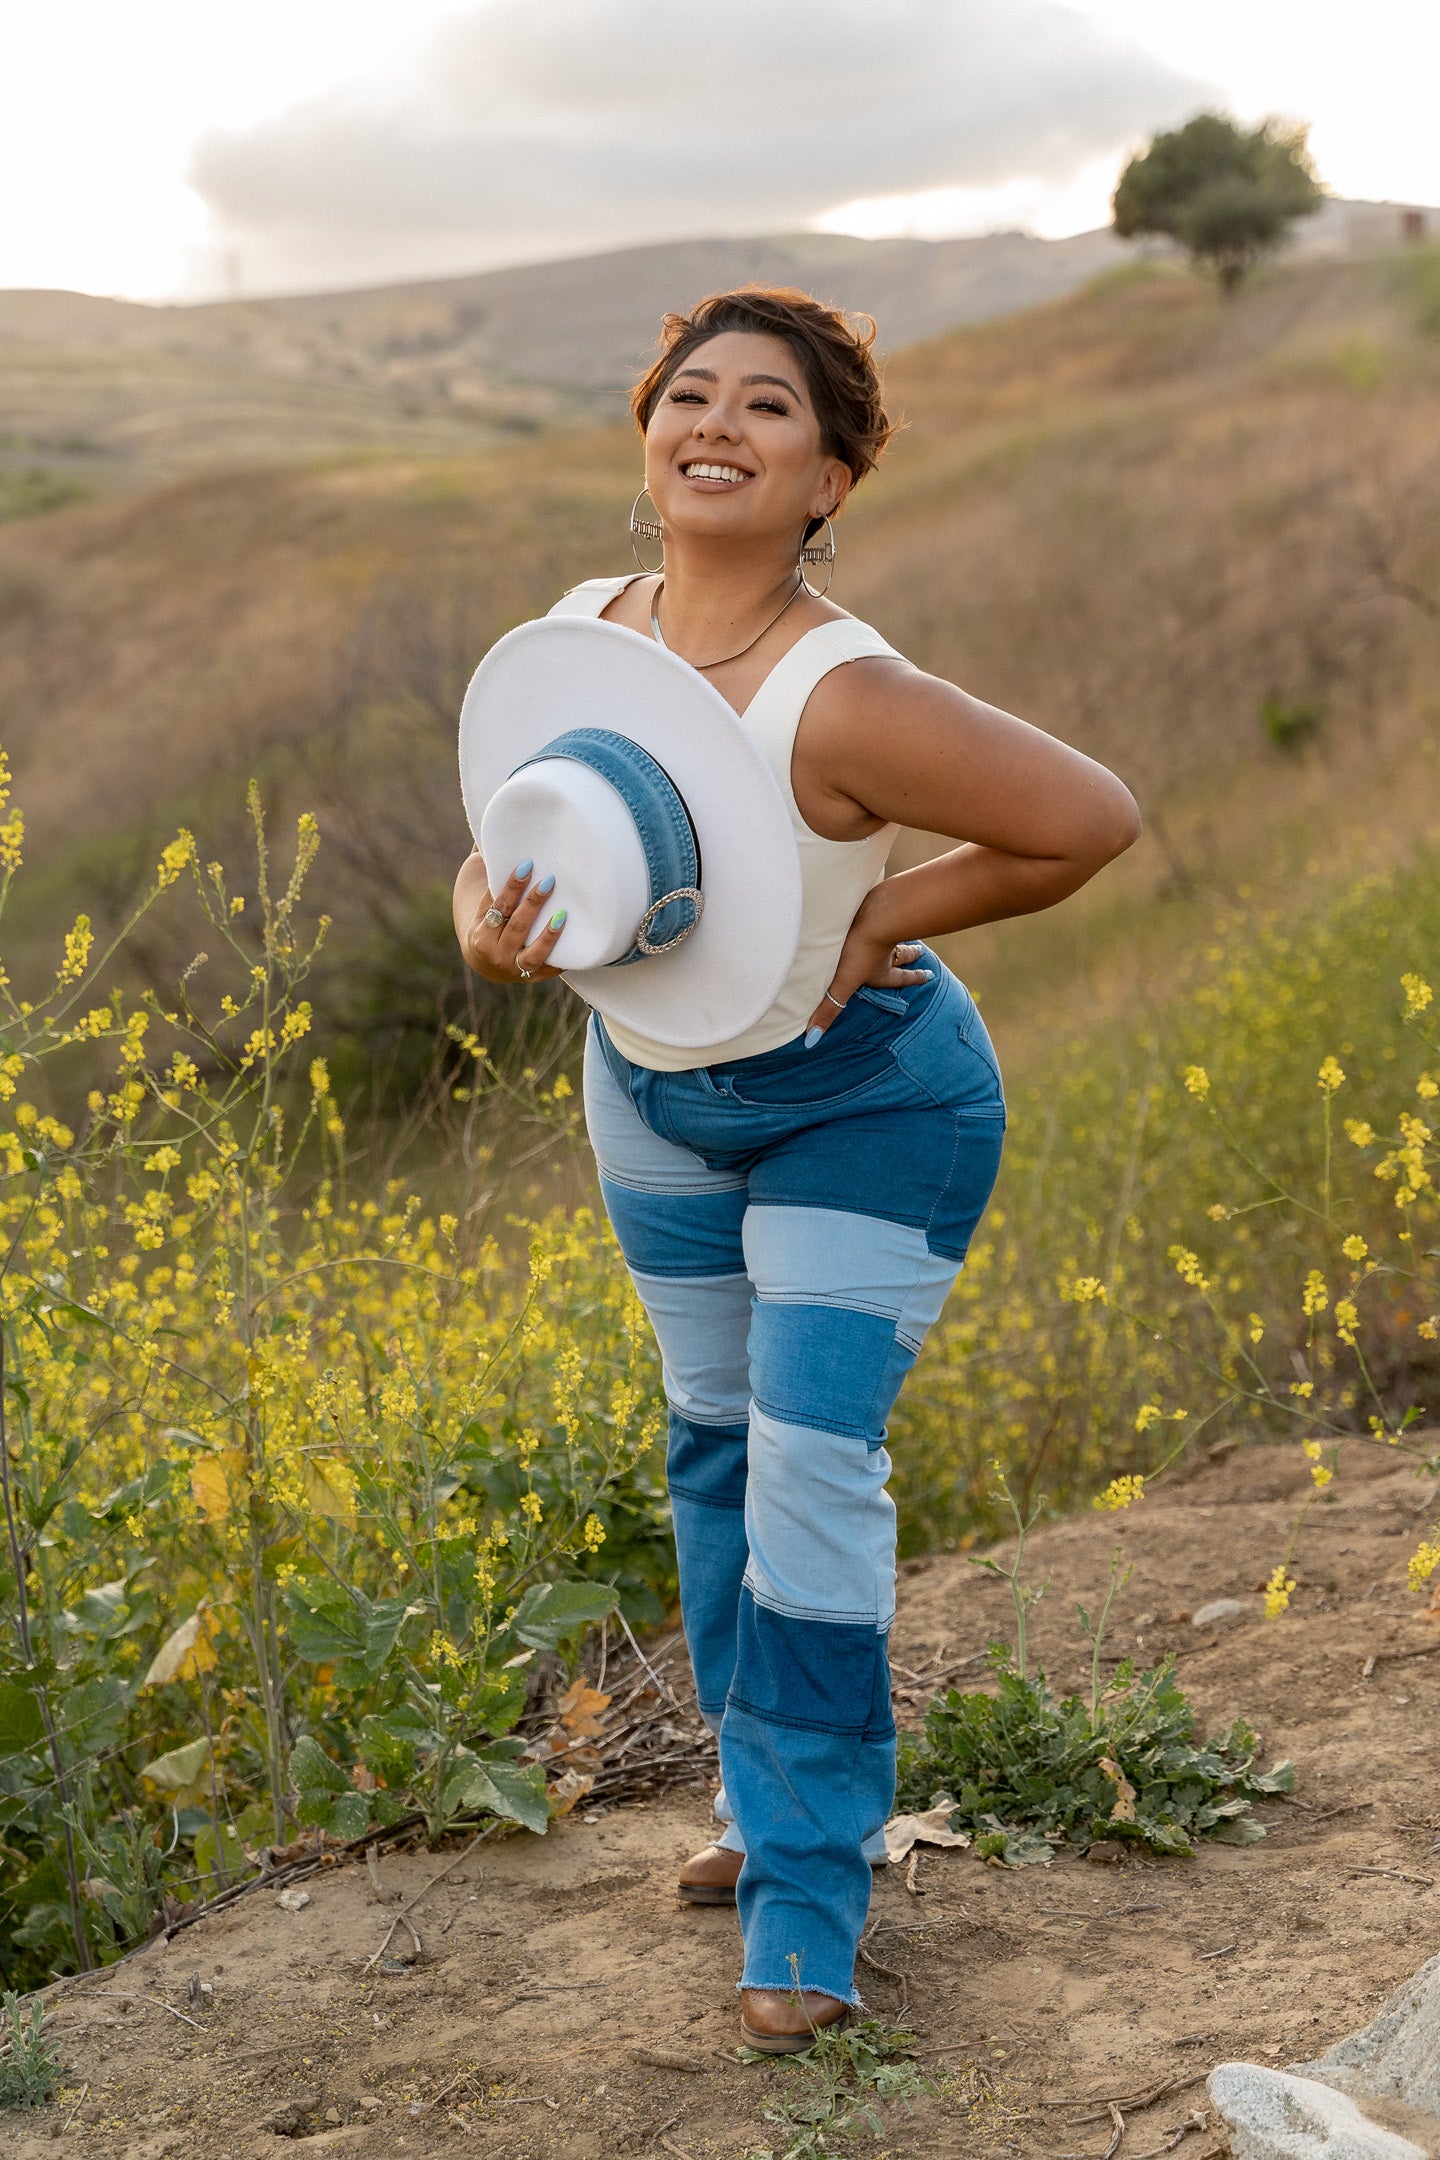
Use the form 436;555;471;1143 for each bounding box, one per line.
634;887;704;957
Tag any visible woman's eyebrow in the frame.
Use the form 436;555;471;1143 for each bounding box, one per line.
671;365;803;399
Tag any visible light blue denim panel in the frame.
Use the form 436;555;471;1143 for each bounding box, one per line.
743;1405;898;1630
629;1270;754;1426
743;1204;961;1352
582;1024;747;1199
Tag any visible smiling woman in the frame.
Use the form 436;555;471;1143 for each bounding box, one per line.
453;284;1140;2051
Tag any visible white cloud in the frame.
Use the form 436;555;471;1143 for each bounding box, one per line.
190;0;1208;291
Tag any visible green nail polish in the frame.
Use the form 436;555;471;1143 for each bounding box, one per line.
549;909;567;931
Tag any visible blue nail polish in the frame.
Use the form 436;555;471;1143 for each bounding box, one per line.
804;1026;824;1050
549;909;567;931
536;874;556;896
514;858;533;880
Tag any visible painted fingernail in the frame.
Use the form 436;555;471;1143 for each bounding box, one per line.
549;909;567;931
804;1026;824;1050
514;858;533;880
536;874;556;896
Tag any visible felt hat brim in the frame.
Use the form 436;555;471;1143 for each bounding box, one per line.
458;617;802;1051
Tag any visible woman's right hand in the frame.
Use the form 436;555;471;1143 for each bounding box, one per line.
454;851;567;984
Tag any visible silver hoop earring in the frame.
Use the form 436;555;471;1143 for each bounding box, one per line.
630;488;664;574
799;514;837;598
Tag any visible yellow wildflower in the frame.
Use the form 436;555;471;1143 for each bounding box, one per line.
156;830;196;889
1316;1056;1345;1093
1407;1542;1440;1594
1263;1565;1296;1619
1302;1270;1328;1317
582;1513;606;1552
1341;1235;1368;1262
1344;1120;1376;1147
1334;1297;1359;1346
1065;1276;1108;1304
1418;1075;1439;1101
1290;1380;1314;1398
1169;1246;1213;1292
56;915;93;986
1182;1065;1210;1099
1133;1404;1162;1432
1401;972;1434;1018
1093;1474;1145;1512
1248;1313;1264;1343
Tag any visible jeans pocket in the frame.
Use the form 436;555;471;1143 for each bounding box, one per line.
854;984;909;1016
892;984;1005;1121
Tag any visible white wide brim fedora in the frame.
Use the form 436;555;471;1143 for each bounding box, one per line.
458;616;802;1051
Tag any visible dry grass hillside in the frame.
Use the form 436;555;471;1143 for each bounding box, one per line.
0;228;1122;497
2;249;1438;1057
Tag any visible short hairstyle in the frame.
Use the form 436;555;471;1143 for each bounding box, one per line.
631;286;895;517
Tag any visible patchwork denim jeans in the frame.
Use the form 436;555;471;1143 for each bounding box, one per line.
583;958;1004;2004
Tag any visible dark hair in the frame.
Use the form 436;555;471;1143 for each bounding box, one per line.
631;286;895;516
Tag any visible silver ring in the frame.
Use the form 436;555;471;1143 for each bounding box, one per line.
517;965;532;981
484;905;507;929
822;990;847;1011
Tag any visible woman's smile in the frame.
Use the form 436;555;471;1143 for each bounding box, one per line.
679;460;755;488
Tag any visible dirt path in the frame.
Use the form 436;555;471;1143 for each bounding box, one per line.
8;1440;1438;2160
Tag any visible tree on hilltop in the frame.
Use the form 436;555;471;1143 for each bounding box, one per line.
1113;113;1323;293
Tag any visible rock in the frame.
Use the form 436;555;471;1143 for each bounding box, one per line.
276;1886;311;1912
1208;2063;1428;2158
1085;1840;1126;1864
1192;1597;1252;1628
259;2092;320;2137
1294;1952;1440;2117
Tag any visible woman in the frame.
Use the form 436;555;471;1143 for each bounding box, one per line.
454;288;1139;2049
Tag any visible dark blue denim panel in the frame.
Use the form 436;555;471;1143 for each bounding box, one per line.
595;1172;747;1280
725;1702;895;2003
666;1410;749;1509
748;1301;905;1444
745;1101;1003;1261
671;1470;751;1729
708;971;940;1108
729;1594;895;1741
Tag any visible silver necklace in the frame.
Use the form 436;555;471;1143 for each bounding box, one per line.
650;574;805;671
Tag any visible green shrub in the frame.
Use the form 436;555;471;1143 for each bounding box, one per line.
896;1654;1294;1861
0;1992;62;2109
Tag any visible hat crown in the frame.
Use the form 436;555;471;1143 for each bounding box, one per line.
480;726;702;973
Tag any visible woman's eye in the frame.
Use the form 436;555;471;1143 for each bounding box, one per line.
750;398;789;415
669;389;705;404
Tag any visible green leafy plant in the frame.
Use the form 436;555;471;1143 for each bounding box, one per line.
897;1652;1294;1863
0;1990;62;2109
743;2017;930;2159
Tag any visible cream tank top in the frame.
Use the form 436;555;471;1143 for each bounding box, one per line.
548;574;900;1072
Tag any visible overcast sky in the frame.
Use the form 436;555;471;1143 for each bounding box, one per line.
6;0;1440;301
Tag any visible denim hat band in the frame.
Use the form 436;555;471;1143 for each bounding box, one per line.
514;728;702;966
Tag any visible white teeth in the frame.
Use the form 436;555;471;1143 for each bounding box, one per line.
685;463;748;483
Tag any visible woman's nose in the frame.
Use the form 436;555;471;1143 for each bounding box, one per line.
694;405;742;442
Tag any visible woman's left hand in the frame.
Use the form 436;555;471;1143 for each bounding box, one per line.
804;920;930;1046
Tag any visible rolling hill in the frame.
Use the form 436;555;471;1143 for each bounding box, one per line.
1;247;1438;1078
0;227;1125;496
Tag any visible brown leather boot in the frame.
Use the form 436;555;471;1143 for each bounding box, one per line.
676;1843;744;1905
739;1988;852;2054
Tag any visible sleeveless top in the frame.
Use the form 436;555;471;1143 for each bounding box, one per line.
547;573;901;1071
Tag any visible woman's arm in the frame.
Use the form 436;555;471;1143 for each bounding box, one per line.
799;659;1141;1036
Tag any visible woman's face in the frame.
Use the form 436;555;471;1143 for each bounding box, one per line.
644;330;850;554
